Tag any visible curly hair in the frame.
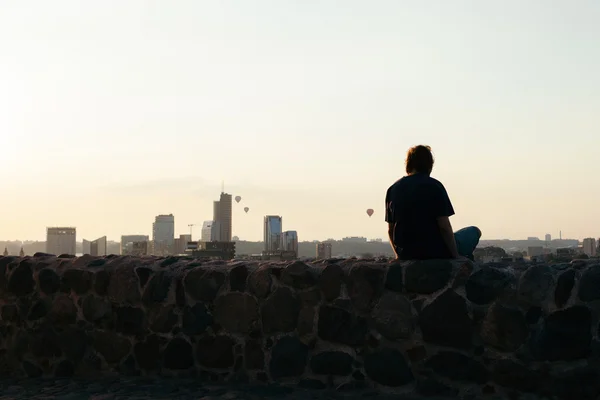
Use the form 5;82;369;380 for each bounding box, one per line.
405;145;434;174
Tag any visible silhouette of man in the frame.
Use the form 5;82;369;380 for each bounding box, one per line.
385;145;481;260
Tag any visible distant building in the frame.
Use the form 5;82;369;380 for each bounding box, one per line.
264;216;283;252
342;237;368;243
527;237;540;241
131;241;148;256
90;236;107;256
545;234;551;243
121;235;149;255
46;227;76;255
201;220;221;242
527;246;544;257
191;241;236;260
2;247;7;257
316;242;332;259
152;214;175;255
19;247;24;257
213;193;232;242
281;231;298;257
583;238;597;257
82;239;91;255
174;234;192;255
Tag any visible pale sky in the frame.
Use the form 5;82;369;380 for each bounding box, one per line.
1;1;598;242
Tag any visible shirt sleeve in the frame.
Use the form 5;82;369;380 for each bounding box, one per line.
385;187;394;223
433;183;455;218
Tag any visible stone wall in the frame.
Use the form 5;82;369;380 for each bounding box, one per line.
0;254;599;399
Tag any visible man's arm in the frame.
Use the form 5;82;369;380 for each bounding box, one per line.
433;182;459;258
388;223;399;259
385;187;399;259
437;216;459;258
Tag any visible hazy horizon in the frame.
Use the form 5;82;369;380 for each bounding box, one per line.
1;1;599;242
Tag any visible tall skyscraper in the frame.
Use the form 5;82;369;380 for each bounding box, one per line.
174;234;192;254
583;238;597;257
90;236;108;256
82;239;91;255
121;235;149;255
264;216;283;252
152;214;175;255
46;227;77;255
213;193;232;242
545;234;551;242
281;231;298;257
201;220;221;242
316;242;332;259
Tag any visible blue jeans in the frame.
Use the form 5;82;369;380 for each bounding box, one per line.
454;226;481;261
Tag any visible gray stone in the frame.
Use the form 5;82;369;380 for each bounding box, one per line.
214;292;259;334
244;339;264;370
492;359;541;392
261;287;300;334
425;351;489;383
404;259;453;294
163;337;194;370
49;294;77;324
8;260;34;296
384;262;403;292
269;336;308;379
578;265;600;302
347;265;385;312
372;291;414;339
184;268;225;302
38;268;61;295
82;295;111;322
182;303;213;335
135;267;153;287
416;376;459;397
281;261;317;289
310;351;353;376
518;265;554;307
28;298;50;320
93;331;131;363
465;267;515;305
481;303;528;352
229;264;248;292
297;307;315;336
115;306;146;335
1;304;19;322
142;271;172;305
93;270;110;295
318;305;368;346
22;360;43;378
148;304;178;333
364;348;414;387
61;269;92;294
196;336;235;369
530;305;592;361
555;269;576;308
59;328;88;364
419;289;472;349
107;266;141;304
248;266;272;299
318;264;343;301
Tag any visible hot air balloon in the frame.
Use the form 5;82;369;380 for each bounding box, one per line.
366;208;374;217
235;196;242;203
244;207;249;213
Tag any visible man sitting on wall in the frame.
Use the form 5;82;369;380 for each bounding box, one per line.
385;145;481;260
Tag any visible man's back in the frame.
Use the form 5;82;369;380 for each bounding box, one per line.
385;173;455;260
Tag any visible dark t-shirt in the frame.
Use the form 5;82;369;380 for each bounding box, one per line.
385;173;455;260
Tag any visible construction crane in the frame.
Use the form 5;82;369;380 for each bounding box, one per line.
188;224;196;240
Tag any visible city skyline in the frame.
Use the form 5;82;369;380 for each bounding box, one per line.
1;1;599;241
